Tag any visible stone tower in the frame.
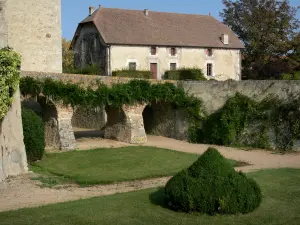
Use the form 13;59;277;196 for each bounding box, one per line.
0;0;62;73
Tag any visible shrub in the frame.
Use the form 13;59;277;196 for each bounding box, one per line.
112;70;153;79
22;108;45;162
165;148;262;214
164;68;206;81
281;71;300;80
198;93;258;146
0;47;21;120
63;64;102;75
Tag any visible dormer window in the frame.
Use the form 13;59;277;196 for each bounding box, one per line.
206;48;213;57
170;47;177;56
151;46;157;55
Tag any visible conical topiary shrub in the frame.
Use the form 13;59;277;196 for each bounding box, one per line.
165;148;262;215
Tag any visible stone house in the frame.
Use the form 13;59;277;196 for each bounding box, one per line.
71;6;244;80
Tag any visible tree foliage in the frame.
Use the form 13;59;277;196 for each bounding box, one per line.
221;0;300;79
62;38;74;72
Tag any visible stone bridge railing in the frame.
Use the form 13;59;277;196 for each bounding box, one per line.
20;71;176;87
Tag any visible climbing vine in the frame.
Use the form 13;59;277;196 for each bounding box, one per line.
0;47;21;121
196;93;300;151
20;77;203;140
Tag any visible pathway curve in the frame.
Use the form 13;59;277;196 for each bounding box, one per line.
145;136;300;172
1;135;300;212
0;174;170;213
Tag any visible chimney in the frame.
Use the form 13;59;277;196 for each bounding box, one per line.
221;34;229;45
89;6;95;16
144;9;149;16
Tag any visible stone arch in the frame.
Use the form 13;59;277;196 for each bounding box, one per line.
22;97;76;151
104;104;147;144
22;97;60;150
37;97;60;150
71;106;107;139
142;102;189;140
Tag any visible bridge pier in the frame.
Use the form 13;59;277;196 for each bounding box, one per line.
104;104;147;144
55;103;76;150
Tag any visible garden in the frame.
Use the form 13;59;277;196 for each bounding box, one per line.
2;48;300;225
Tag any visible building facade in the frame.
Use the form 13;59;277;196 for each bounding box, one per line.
0;0;62;73
72;6;244;80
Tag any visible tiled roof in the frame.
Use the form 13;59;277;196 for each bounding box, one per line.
79;7;244;49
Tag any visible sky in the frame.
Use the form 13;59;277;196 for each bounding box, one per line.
62;0;300;40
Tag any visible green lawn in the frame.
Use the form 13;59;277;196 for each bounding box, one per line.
1;168;299;225
31;146;240;185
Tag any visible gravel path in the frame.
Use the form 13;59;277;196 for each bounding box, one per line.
1;135;300;213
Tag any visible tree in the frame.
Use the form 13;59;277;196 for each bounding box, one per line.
220;0;300;79
62;38;74;72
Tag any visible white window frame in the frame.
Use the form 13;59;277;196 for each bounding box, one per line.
150;46;158;56
126;59;139;70
205;60;215;77
168;47;178;57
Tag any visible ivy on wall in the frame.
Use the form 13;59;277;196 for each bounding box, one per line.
0;47;21;121
20;77;203;140
195;93;300;151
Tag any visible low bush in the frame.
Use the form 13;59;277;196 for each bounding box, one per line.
63;64;102;75
112;70;153;79
281;71;300;80
22;108;45;162
165;148;262;215
164;68;206;81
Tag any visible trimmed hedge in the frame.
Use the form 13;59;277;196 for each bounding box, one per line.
164;68;206;81
22;108;45;162
63;64;102;75
112;70;153;79
165;148;262;215
281;71;300;80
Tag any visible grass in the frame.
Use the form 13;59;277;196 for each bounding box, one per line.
1;168;300;225
30;146;242;186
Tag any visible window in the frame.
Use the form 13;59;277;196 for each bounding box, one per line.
151;46;157;55
170;63;177;70
206;48;213;57
170;47;177;56
207;63;213;76
129;62;137;71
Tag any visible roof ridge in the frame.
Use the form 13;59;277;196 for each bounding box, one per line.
99;7;213;17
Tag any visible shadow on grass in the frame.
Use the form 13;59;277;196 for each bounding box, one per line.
149;188;170;210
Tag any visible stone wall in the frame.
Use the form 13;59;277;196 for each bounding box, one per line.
73;23;106;73
0;90;28;182
0;0;62;73
20;72;300;146
20;71;177;88
143;103;188;140
0;1;8;48
181;80;300;114
72;106;107;130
